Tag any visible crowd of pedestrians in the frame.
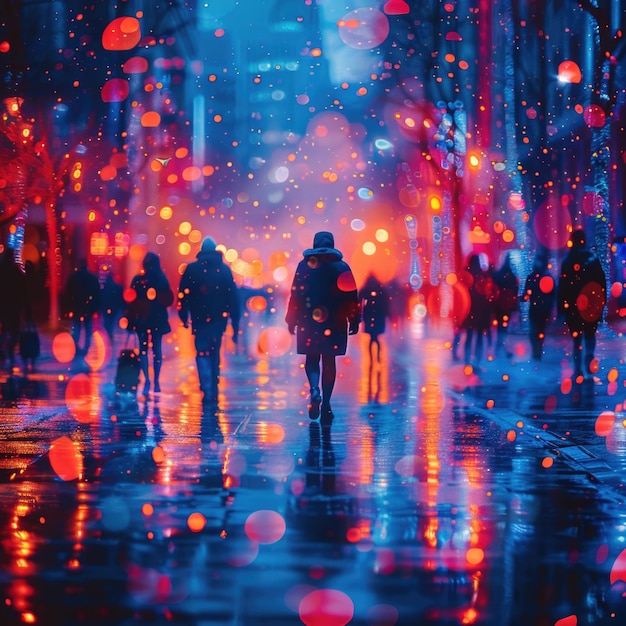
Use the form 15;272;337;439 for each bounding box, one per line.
452;227;606;382
0;225;611;414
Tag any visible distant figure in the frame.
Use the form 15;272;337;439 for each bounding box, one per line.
358;273;390;362
63;258;101;359
286;231;361;423
492;252;519;358
101;272;124;345
461;253;494;367
557;229;606;379
178;237;241;410
523;252;555;361
127;252;174;396
0;248;31;372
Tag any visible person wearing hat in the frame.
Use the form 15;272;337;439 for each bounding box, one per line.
523;251;555;361
557;228;606;380
127;252;174;396
286;231;361;423
178;237;241;410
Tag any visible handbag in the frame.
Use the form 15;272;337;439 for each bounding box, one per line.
115;333;140;394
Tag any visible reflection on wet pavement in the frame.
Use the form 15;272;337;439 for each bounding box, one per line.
1;323;626;624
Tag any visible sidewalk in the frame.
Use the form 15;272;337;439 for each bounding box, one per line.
443;320;626;498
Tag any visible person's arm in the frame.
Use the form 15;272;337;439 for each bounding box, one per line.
227;273;241;340
285;266;302;334
344;269;361;334
177;272;190;327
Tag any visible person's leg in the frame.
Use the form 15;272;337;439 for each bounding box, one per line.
305;354;321;395
320;353;336;410
83;317;93;354
305;354;321;418
152;333;163;392
371;334;382;363
475;329;484;364
464;328;474;365
452;328;461;361
138;330;150;395
70;320;82;355
496;318;511;357
584;327;597;376
209;335;223;401
195;331;219;406
6;330;17;371
529;317;541;360
572;331;583;377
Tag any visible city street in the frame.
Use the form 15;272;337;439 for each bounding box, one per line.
1;313;626;626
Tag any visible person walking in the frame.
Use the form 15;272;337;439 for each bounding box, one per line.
62;258;101;361
523;252;555;361
0;247;32;373
358;273;390;362
492;251;519;358
101;271;124;346
461;253;494;368
177;237;241;410
557;229;606;380
285;231;361;423
127;252;174;397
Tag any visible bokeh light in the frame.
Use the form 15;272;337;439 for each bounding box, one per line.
52;331;76;363
338;8;389;50
49;436;83;481
299;588;354;626
65;373;100;424
102;17;141;51
244;510;286;544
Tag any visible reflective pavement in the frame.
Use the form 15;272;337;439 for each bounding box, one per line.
1;316;626;625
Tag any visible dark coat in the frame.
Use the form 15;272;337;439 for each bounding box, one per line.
557;246;606;333
359;276;389;338
492;261;519;318
524;270;555;322
128;267;173;335
0;251;31;334
285;245;361;356
63;265;101;321
101;274;124;320
177;249;241;336
460;256;494;332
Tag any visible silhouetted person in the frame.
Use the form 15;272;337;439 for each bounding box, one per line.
557;229;606;380
461;253;494;368
0;248;31;372
286;231;360;423
101;272;124;345
492;251;519;358
127;252;174;397
523;252;555;361
178;237;240;410
359;273;390;363
63;258;101;360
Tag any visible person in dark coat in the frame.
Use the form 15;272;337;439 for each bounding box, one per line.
178;237;241;410
0;248;32;372
358;273;390;362
101;271;124;345
523;252;555;361
461;253;494;368
557;229;606;379
285;231;361;422
127;252;174;396
492;252;519;358
63;258;101;359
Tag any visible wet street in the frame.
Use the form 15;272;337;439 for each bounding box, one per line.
2;316;626;626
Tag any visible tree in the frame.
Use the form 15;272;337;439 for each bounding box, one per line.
0;97;70;327
576;0;624;289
